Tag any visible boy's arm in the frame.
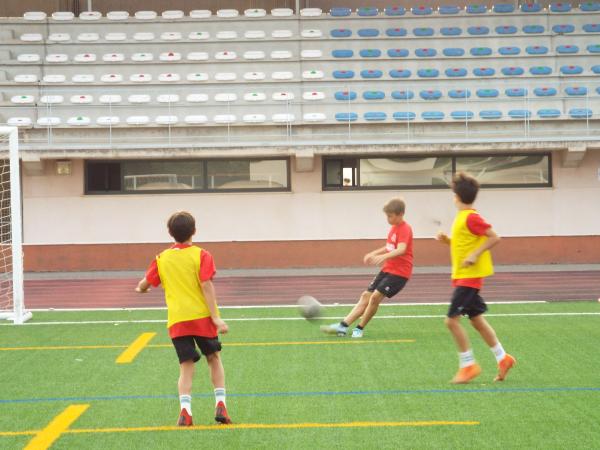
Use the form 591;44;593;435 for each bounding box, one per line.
462;228;501;267
363;246;387;264
135;278;151;293
202;280;228;334
436;231;450;245
371;243;407;265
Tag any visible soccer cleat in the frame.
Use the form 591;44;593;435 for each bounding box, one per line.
177;408;193;426
494;354;516;382
451;363;482;384
320;323;348;336
215;401;232;424
351;328;363;338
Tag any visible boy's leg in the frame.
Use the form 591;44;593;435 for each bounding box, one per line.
206;352;232;424
172;336;200;426
470;314;516;382
356;291;385;329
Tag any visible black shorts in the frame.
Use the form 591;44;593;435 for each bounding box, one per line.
367;271;408;298
447;286;488;319
171;335;222;364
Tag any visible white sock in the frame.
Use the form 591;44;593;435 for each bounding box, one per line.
491;342;506;363
459;350;476;368
179;394;192;415
214;388;226;406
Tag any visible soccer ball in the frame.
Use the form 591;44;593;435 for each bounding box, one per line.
297;295;323;320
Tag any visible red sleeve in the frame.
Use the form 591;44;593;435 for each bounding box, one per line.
199;249;216;282
466;213;491;236
145;259;161;287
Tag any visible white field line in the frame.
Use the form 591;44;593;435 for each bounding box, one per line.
2;311;599;326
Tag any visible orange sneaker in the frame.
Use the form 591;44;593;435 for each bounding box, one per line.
177;408;193;426
494;354;516;382
451;363;482;384
215;401;232;424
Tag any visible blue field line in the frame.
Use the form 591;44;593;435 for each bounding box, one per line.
1;387;599;405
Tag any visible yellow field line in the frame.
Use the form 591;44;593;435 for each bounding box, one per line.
115;332;156;364
22;404;89;449
0;339;414;352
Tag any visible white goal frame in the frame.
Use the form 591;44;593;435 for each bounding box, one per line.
0;126;31;324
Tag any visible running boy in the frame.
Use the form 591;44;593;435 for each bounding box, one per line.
436;172;516;384
321;197;413;338
135;211;232;425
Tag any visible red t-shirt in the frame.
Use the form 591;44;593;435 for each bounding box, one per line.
145;243;218;338
452;212;492;290
382;221;413;278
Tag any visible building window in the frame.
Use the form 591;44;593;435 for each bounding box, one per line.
323;154;551;190
85;158;289;194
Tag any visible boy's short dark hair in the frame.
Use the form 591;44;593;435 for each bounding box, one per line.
383;197;406;215
167;211;196;243
452;172;479;204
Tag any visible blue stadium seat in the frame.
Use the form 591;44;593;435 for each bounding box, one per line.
448;89;471;98
550;2;572;11
443;48;465;57
446;68;468;77
480;110;503;119
420;89;443;100
334;91;357;100
333;70;355;79
553;24;575;33
358;28;380;37
506;88;528;96
565;86;588;95
422;111;445;120
384;6;406;15
389;69;412;78
391;90;415;99
583;24;600;32
387;49;409;57
579;2;600;11
587;44;600;53
331;29;352;38
477;88;500;98
360;69;383;78
526;45;548;55
493;4;515;12
534;87;558;96
439;5;460;14
470;47;493;56
451;110;474;119
332;49;354;58
592;65;600;73
335;112;358;121
417;68;440;77
569;108;593;118
468;26;490;35
521;3;543;12
530;66;552;75
523;25;545;33
330;7;351;16
386;28;407;37
413;27;435;36
467;4;487;13
412;6;433;15
556;45;579;53
499;46;521;55
393;112;416;120
357;7;378;16
560;65;583;74
473;67;496;76
440;27;462;36
360;49;382;57
363;91;385;100
509;109;532;119
496;25;517;34
415;48;437;57
537;109;561;118
502;66;525;76
364;112;387;121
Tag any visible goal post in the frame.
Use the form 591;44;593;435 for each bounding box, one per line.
0;126;31;324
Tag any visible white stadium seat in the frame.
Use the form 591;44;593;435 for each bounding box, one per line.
161;32;182;41
128;94;151;104
48;33;70;42
70;94;93;104
97;116;120;126
79;11;102;20
106;11;129;20
11;95;35;104
301;29;323;38
215;51;236;60
20;33;43;42
135;11;157;20
74;53;97;62
160;52;181;61
271;8;294;17
184;115;207;124
215;93;238;102
37;117;62;126
271;71;294;80
52;11;74;20
273;92;295;101
243;114;266;123
301;49;322;58
130;73;152;82
188;31;210;40
133;32;155;41
103;53;125;62
272;113;295;123
157;94;180;103
46;54;69;63
244;92;266;101
303;91;325;100
99;94;122;104
105;33;127;41
244;9;266;17
43;74;66;83
272;30;293;38
161;10;184;19
8;117;33;127
303;113;326;122
186;52;208;61
72;74;95;83
244;71;266;80
300;8;322;16
17;54;40;63
302;70;324;79
186;93;208;102
127;116;150;125
216;31;237;40
271;50;292;59
156;115;178;125
77;33;99;42
189;10;211;18
245;30;266;39
243;51;265;60
217;9;239;18
40;95;64;104
101;73;123;82
14;74;37;83
131;53;154;62
159;73;180;82
23;11;47;20
186;73;209;81
214;73;236;81
67;116;91;126
214;114;236;124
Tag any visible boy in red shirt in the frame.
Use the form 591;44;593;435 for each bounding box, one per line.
135;211;232;426
321;197;413;338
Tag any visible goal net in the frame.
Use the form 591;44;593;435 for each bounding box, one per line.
0;127;30;324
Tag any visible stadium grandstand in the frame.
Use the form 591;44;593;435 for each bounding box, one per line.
0;0;599;272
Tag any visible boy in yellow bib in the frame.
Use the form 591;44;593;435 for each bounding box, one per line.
136;211;232;425
437;173;516;384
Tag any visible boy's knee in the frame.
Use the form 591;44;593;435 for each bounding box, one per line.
206;352;220;363
445;316;458;328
